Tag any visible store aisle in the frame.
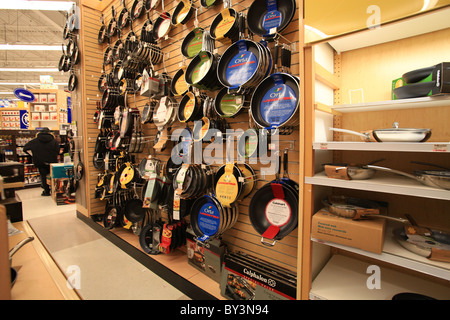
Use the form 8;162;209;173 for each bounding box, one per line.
15;187;190;300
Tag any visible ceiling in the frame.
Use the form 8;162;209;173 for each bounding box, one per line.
0;3;71;98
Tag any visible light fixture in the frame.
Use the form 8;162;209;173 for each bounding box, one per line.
0;68;60;72
0;92;15;95
0;82;68;86
0;44;61;51
0;1;75;11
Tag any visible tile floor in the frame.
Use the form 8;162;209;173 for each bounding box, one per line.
15;187;191;300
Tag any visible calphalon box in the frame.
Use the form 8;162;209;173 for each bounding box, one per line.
220;254;296;300
311;209;386;254
186;228;226;283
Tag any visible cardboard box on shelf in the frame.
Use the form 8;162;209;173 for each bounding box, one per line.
311;209;386;254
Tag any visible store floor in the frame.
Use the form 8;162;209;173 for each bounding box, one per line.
15;187;190;300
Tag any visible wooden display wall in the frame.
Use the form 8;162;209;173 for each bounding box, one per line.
78;0;301;273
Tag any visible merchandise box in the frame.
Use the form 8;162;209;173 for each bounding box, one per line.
41;112;50;121
50;112;58;121
186;228;226;283
48;94;56;103
311;209;386;254
220;254;296;300
50;163;73;179
34;105;46;112
31;112;41;121
49;105;57;112
39;94;48;103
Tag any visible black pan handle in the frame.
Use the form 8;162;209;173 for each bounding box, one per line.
283;149;289;178
238;13;245;40
274;43;279;72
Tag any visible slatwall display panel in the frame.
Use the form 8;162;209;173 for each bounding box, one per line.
81;0;301;273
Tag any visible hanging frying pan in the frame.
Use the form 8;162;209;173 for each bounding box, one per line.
236;163;256;200
210;7;239;43
124;198;146;222
237;128;259;158
247;0;296;39
214;87;246;118
152;12;172;41
250;72;300;130
217;39;263;92
171;67;189;96
145;0;161;11
185;51;222;90
190;195;225;241
98;13;108;44
75;151;84;182
118;3;130;30
107;11;118;38
68;72;78;92
249;180;298;246
171;0;194;26
215;163;244;207
181;27;204;59
131;0;145;21
200;0;221;8
178;92;203;122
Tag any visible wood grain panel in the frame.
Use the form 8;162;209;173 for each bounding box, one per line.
78;0;301;277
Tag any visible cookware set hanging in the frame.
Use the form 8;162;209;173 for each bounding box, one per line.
60;7;80;92
92;0;300;250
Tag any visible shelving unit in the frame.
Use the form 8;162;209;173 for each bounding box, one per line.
28;89;70;130
301;7;450;300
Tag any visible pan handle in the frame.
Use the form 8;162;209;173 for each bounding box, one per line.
9;236;34;260
260;237;277;246
364;165;421;182
329;127;370;140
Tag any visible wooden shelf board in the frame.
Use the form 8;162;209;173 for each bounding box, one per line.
311;226;450;282
312;141;450;153
331;96;450;113
309;254;450;300
305;171;450;200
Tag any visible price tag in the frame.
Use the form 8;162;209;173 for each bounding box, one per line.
433;144;448;152
319;143;328;150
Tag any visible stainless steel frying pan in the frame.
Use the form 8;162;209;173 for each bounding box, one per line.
330;122;431;142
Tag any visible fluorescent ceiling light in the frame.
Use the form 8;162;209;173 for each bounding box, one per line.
0;1;75;11
0;68;60;72
0;92;14;95
0;44;61;51
0;82;67;86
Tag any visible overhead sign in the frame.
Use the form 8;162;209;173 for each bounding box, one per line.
13;88;35;103
20;110;29;129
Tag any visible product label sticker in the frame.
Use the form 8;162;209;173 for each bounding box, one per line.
186;29;203;57
198;202;221;236
177;3;190;24
262;10;282;32
225;51;258;86
191;53;211;84
265;198;291;227
259;83;297;126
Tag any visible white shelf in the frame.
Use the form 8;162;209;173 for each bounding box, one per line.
331;96;450;113
311;225;450;282
309;254;450;300
305;171;450;200
313;141;450;153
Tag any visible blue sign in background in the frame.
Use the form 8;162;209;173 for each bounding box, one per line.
14;88;35;103
20;110;29;129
